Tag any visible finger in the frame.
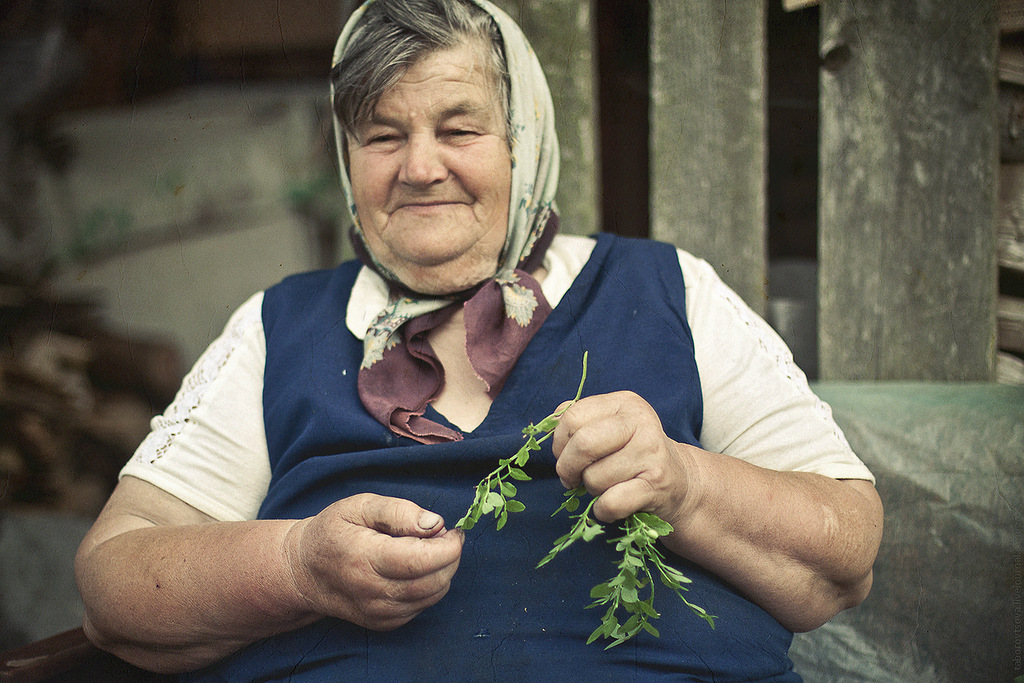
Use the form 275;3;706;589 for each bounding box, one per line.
572;434;648;494
363;578;456;631
369;527;464;581
554;413;635;489
551;392;638;457
592;478;655;523
350;493;447;539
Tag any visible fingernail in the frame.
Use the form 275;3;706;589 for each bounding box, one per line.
418;511;442;530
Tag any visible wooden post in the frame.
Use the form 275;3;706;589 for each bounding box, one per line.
492;0;600;237
818;0;999;380
650;0;768;315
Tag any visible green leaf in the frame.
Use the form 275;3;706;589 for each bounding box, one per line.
485;491;504;511
506;499;526;513
658;565;690;586
634;512;674;536
499;481;517;497
619;553;643;569
521;422;541;436
496;510;508;530
589;582;613;599
536;552;556;569
534;415;560;433
507;467;531;481
619;586;639;605
552;486;587;517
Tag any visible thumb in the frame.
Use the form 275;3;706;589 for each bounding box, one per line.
354;493;445;538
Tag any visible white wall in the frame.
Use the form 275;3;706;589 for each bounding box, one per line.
41;82;341;368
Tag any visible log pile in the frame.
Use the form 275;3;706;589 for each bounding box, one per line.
0;280;181;516
998;19;1024;384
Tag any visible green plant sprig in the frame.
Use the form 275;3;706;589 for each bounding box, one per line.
455;352;589;531
456;351;716;647
537;483;717;647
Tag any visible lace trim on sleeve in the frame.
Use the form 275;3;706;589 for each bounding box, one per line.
131;294;264;465
680;251;857;461
709;275;855;454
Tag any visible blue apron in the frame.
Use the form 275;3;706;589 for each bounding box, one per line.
185;234;799;682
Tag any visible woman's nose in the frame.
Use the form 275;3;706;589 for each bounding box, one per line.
399;134;448;186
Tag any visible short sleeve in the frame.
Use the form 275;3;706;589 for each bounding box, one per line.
679;251;875;483
120;292;273;520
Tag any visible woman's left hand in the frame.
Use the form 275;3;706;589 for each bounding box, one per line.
550;391;700;530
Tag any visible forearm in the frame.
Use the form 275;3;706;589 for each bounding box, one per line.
663;446;883;632
76;519;316;673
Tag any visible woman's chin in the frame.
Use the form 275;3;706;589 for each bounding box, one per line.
391;260;497;296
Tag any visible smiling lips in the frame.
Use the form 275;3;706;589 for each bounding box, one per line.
393;198;469;213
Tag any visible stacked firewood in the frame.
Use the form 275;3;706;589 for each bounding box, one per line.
0;280;181;516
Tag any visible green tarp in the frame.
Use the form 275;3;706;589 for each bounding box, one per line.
792;383;1024;682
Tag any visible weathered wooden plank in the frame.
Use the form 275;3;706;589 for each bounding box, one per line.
999;295;1024;352
999;162;1024;272
999;0;1024;32
491;0;600;237
650;0;768;314
818;0;999;380
997;351;1024;382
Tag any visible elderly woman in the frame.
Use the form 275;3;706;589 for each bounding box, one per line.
75;0;882;680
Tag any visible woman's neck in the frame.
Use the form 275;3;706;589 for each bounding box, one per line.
426;266;547;432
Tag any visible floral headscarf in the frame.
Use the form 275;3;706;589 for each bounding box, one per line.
332;0;561;443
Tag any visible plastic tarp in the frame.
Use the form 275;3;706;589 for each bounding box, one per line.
790;383;1024;682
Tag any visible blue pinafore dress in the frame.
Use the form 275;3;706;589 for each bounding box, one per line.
184;233;801;682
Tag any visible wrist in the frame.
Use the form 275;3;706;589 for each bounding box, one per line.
280;518;322;618
662;442;711;549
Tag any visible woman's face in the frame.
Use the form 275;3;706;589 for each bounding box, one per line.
347;42;511;295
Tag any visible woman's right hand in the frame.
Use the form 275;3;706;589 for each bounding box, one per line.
285;493;464;630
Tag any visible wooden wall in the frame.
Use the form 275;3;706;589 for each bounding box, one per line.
491;0;600;238
520;0;1002;380
649;0;769;317
817;0;999;380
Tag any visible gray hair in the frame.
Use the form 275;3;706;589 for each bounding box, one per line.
332;0;511;144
